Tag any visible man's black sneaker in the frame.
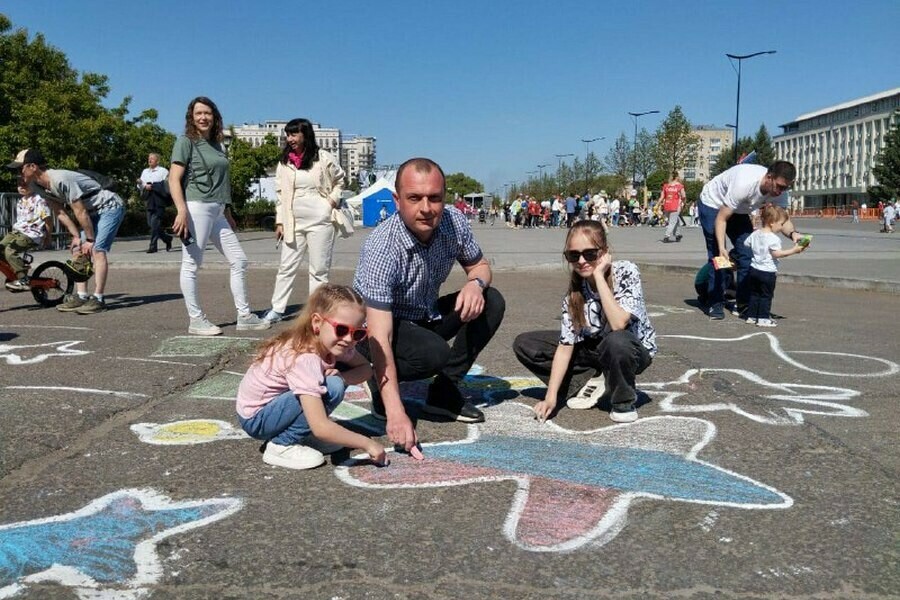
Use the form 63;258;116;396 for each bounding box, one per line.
421;377;485;423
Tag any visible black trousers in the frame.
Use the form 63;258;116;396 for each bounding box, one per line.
147;208;172;250
513;329;652;410
746;267;777;320
362;287;505;386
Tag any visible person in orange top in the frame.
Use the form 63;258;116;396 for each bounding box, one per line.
660;171;686;243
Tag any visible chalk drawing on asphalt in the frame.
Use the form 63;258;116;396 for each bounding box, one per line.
152;336;257;358
116;357;199;367
646;304;693;318
0;340;89;365
0;488;242;599
131;419;249;445
3;386;147;399
640;368;866;425
659;332;899;378
335;402;792;553
186;371;244;400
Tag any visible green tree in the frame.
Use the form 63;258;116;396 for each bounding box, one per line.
604;133;631;183
654;106;700;174
0;14;174;193
753;124;775;166
870;112;900;203
633;128;658;186
227;132;281;209
645;169;667;196
445;172;482;200
711;124;775;176
684;180;704;203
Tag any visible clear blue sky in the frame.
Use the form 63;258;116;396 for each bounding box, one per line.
4;1;899;193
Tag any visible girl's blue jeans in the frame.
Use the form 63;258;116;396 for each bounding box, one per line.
237;375;345;445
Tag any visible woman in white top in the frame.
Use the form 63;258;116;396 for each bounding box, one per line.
264;119;345;323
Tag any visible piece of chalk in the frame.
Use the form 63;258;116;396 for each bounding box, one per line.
410;444;425;461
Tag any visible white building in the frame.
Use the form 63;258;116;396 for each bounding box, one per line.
228;120;375;183
683;126;733;182
774;88;900;208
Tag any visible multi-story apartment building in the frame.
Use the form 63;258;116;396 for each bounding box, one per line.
774;88;900;208
683;126;734;182
228;120;375;183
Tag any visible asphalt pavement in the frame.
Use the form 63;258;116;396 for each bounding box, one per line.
0;217;898;599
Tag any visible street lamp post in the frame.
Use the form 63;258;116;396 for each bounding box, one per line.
726;50;776;164
628;111;659;190
536;163;550;197
554;153;574;193
581;137;604;192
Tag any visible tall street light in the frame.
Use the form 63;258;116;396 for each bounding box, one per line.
726;50;776;164
555;153;574;193
581;137;604;192
536;163;550;196
628;111;659;190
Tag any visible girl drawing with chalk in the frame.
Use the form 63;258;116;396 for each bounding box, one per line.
513;220;657;423
236;284;387;470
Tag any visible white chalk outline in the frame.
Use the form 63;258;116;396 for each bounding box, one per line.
0;488;242;599
659;332;898;378
3;386;147;399
335;402;792;553
115;357;200;367
0;340;90;365
641;368;867;425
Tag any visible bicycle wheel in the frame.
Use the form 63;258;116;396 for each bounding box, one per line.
30;260;75;307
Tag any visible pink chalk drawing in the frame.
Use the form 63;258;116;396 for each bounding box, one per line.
641;368;867;425
335;402;792;552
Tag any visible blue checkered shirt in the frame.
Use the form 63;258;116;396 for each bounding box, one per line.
354;206;484;321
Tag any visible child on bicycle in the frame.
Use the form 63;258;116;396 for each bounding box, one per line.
1;180;52;292
236;283;387;470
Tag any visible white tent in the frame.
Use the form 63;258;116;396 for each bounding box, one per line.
345;176;396;226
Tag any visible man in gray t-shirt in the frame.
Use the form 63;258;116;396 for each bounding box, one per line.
7;148;125;314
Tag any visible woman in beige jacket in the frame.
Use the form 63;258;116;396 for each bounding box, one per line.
263;118;345;323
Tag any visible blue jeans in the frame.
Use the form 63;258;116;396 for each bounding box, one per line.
698;202;753;309
85;203;125;253
237;375;345;445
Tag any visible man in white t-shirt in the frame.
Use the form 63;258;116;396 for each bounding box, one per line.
698;161;805;320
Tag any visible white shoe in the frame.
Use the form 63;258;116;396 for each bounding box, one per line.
567;375;606;409
262;309;283;324
188;317;222;336
262;442;324;470
756;318;777;328
237;312;272;331
609;409;638;423
745;317;757;325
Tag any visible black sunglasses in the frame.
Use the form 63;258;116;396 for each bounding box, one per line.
563;248;603;263
322;316;368;342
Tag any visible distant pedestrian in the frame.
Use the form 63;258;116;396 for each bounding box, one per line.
168;96;270;335
661;171;686;242
882;203;895;233
263;118;345;324
137;153;173;254
513;220;656;424
565;193;577;227
743;205;808;327
850;200;860;223
236;284;386;470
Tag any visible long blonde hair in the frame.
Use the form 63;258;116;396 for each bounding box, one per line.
254;284;365;363
565;220;611;333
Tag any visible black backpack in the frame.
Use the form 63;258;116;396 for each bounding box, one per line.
77;169;119;193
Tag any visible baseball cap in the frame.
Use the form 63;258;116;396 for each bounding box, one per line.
6;148;47;170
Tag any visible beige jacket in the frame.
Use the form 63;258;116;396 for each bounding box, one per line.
274;149;345;244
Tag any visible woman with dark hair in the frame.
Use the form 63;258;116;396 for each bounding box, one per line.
263;118;345;323
168;96;270;335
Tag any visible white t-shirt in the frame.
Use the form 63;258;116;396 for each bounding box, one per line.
609;199;620;214
700;164;788;214
744;229;781;273
883;205;895;222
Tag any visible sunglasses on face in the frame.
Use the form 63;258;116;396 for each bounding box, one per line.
563;248;603;263
322;316;368;341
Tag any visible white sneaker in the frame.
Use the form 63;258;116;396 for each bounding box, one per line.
609;409;638;423
756;318;777;328
188;317;222;336
237;312;272;331
262;309;283;324
567;375;606;409
745;317;757;325
262;442;324;470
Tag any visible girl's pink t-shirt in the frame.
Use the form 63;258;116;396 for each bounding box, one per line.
235;346;357;419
